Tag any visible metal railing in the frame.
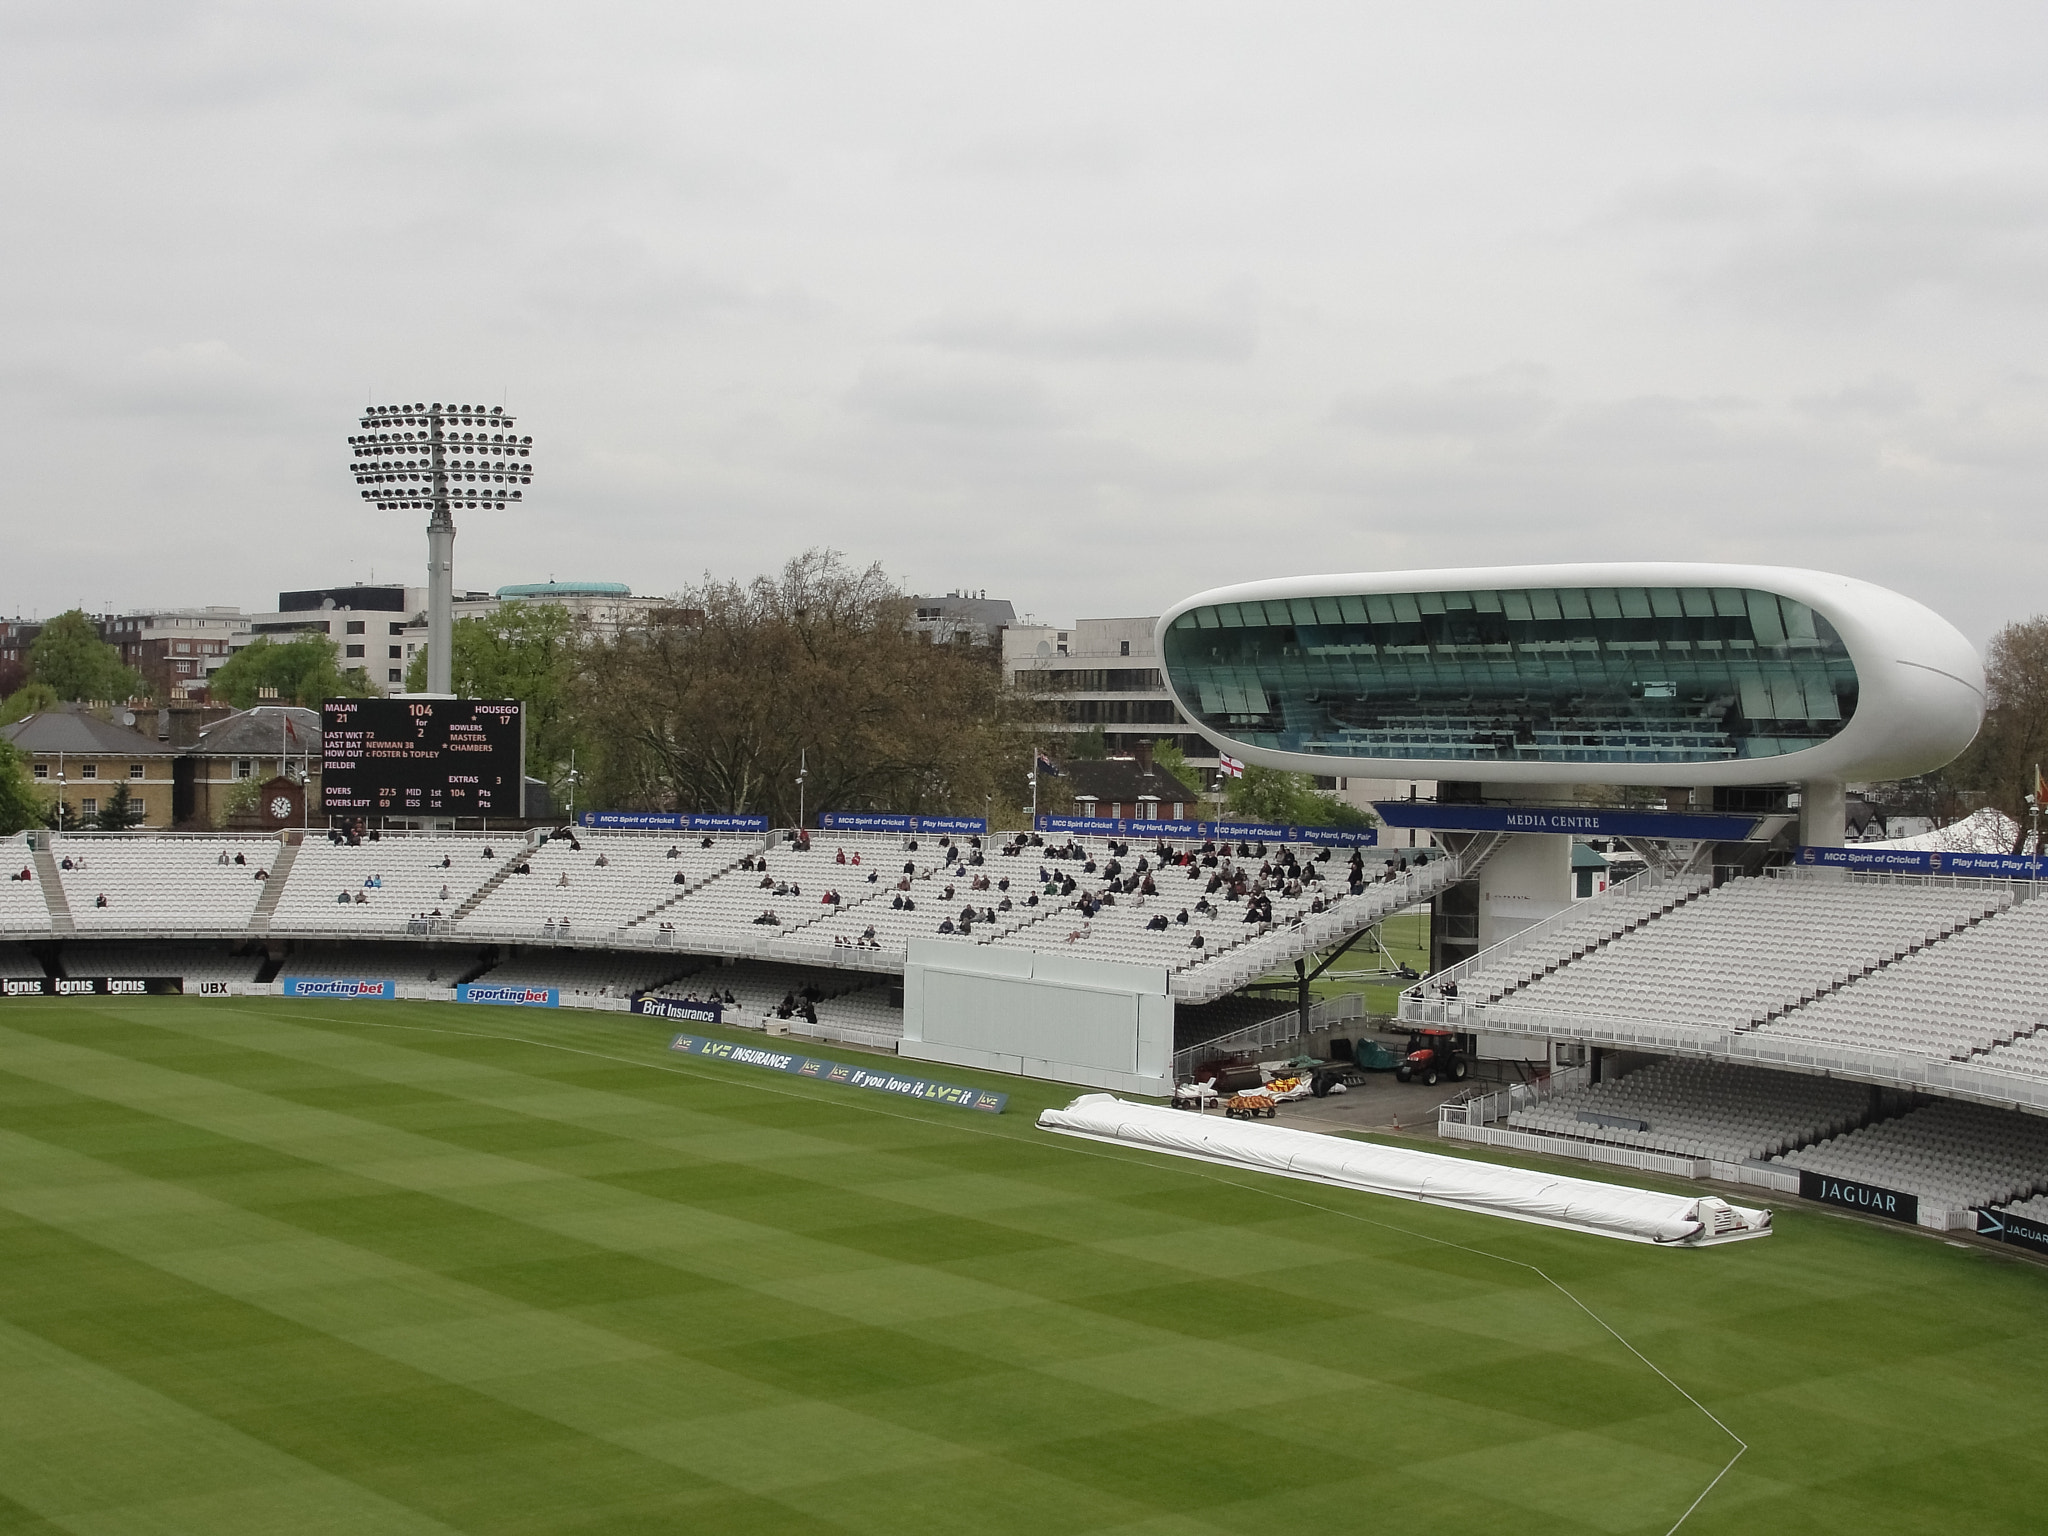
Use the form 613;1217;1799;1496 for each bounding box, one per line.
1402;995;2048;1117
1169;991;1370;1080
1396;864;1705;1012
1437;1060;1592;1127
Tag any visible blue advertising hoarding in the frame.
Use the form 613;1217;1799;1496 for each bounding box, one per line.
667;1032;1007;1113
1034;814;1378;847
456;983;560;1007
579;811;770;833
632;994;724;1025
818;812;989;835
281;978;397;1000
1798;845;2048;880
1372;801;1762;841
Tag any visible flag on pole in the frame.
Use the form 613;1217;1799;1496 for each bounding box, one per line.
1219;753;1245;779
2036;762;2046;806
1034;750;1061;779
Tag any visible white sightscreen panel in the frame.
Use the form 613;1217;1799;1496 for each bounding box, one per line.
919;970;1139;1075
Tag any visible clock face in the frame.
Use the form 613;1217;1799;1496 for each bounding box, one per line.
269;796;294;819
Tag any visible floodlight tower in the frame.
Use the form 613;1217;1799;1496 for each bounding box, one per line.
346;401;536;695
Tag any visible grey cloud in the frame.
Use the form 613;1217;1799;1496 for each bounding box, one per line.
843;367;1072;432
1614;163;2048;321
934;125;1134;181
6;3;2048;650
1332;368;1557;442
915;297;1258;363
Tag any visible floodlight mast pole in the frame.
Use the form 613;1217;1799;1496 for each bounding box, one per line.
427;404;456;697
351;399;533;700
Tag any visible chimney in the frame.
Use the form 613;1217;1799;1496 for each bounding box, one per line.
1134;740;1154;776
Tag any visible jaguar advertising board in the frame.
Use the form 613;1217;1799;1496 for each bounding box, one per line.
1798;1169;1919;1224
455;984;559;1007
281;978;397;1000
667;1032;1006;1113
632;995;723;1025
1;976;184;998
1975;1208;2048;1256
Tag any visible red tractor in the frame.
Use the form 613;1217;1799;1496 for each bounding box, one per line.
1393;1030;1470;1087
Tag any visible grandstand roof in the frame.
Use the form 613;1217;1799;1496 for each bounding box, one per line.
1;704;168;756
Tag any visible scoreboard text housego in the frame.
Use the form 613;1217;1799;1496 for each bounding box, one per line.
321;699;525;818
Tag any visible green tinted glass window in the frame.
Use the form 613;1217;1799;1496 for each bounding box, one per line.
1161;585;1858;766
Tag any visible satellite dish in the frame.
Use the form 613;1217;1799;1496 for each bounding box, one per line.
121;712;136;726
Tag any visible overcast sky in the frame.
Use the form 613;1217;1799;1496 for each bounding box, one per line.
4;3;2044;644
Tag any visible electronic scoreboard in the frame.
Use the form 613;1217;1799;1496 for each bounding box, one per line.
320;698;525;818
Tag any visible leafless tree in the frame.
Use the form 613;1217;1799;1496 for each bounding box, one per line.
577;550;1044;825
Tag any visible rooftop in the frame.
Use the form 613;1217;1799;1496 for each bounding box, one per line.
1;705;169;757
497;581;633;598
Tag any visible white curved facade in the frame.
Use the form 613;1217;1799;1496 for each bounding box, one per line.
1156;563;1983;787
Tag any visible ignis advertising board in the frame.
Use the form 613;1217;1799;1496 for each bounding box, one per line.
1;976;184;998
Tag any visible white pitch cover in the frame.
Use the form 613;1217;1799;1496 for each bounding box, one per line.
1037;1095;1772;1246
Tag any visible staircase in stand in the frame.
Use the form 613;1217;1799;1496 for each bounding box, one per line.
451;855;527;922
620;853;751;932
31;846;73;935
248;839;299;934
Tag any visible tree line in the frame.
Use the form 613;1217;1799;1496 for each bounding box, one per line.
6;574;2048;842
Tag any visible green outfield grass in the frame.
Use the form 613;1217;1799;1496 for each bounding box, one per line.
1;997;2045;1534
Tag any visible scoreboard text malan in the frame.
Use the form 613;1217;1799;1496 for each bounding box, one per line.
321;699;524;817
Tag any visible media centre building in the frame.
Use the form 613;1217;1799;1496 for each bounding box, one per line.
1157;562;1985;966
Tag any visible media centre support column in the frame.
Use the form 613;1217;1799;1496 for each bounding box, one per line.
1800;778;1847;849
1473;782;1575;950
1431;783;1577;970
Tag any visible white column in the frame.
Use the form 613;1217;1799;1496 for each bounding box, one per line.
1477;834;1574;949
1799;779;1846;849
426;515;455;696
1475;782;1575;949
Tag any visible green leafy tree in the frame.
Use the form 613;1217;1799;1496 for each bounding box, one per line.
0;741;41;836
212;776;265;830
90;780;147;831
1224;765;1374;828
0;682;59;726
1063;727;1107;761
406;603;580;784
29;611;143;702
1150;737;1195;789
208;633;376;709
40;798;77;831
578;550;1037;825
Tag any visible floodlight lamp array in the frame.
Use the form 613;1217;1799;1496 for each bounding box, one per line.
346;400;535;513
